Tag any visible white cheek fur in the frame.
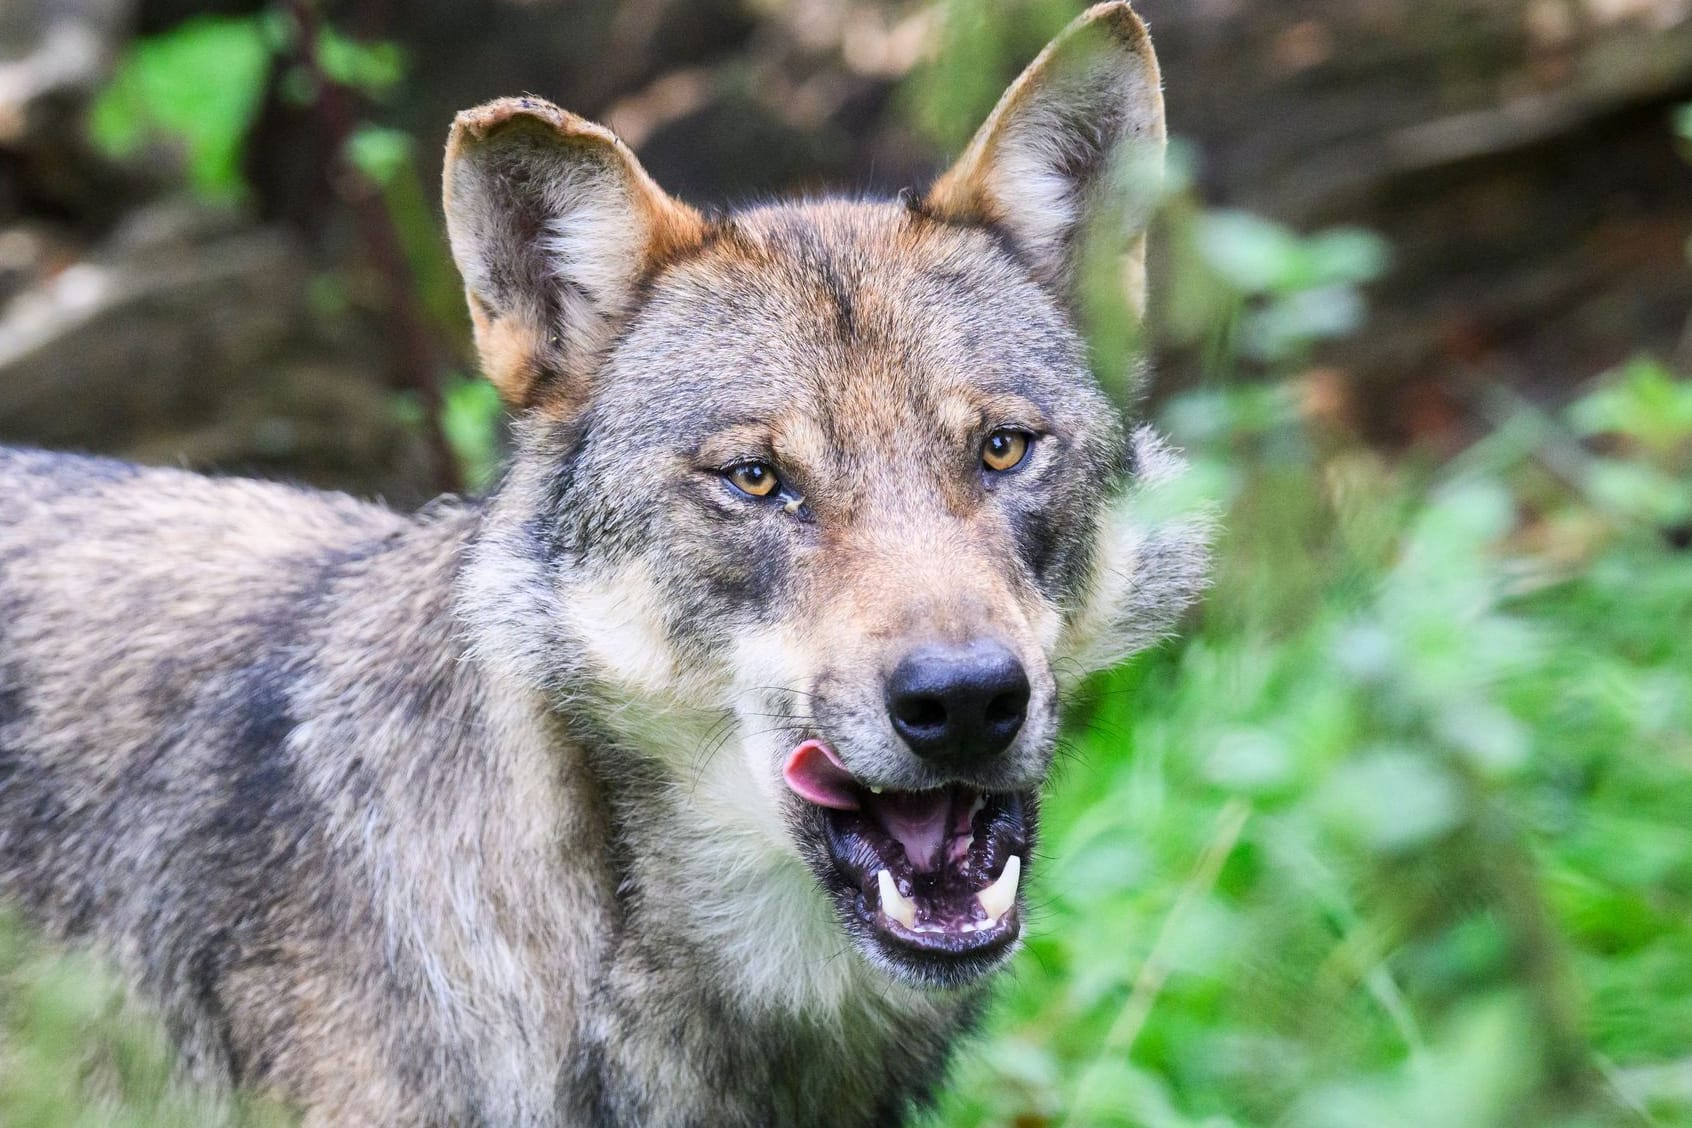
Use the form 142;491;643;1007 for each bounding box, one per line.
1057;425;1215;678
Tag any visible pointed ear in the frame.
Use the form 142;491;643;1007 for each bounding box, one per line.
443;97;706;410
924;2;1165;310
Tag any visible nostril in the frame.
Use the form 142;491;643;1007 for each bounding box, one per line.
893;695;947;732
985;688;1027;727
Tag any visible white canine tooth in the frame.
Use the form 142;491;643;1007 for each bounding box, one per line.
868;785;884;794
878;869;918;929
975;855;1021;925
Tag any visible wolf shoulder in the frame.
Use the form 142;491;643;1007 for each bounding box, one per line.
0;444;420;779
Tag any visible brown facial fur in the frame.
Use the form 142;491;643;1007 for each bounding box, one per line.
588;201;1119;791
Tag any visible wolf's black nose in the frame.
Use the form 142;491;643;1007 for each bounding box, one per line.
886;641;1030;761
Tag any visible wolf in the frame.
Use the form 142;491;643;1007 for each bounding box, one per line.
0;4;1208;1124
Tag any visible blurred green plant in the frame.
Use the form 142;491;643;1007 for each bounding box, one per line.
439;376;506;492
0;911;291;1127
931;356;1692;1128
1567;358;1692;528
87;12;407;203
1187;209;1391;368
902;0;1081;150
311;26;405;100
909;12;1692;1126
87;8;479;489
89;15;271;201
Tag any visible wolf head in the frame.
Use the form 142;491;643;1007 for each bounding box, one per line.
446;3;1209;991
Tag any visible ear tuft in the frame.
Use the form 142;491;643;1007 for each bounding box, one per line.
924;2;1165;306
443;97;705;410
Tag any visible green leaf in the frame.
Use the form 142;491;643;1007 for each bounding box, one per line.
344;125;415;187
316;28;406;97
1321;748;1464;854
1196;210;1305;294
441;377;505;491
88;16;272;202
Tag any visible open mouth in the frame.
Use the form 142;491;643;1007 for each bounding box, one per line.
784;739;1033;981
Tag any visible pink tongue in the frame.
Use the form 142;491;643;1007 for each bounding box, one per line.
876;790;952;872
783;740;861;811
781;742;957;871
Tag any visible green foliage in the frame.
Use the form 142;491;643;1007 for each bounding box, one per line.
89;15;272;202
1568;358;1692;527
88;10;408;203
314;28;405;99
931;359;1692;1128
1191;211;1391;364
0;911;290;1126
1571;357;1692;463
903;0;1087;149
88;10;480;477
440;376;505;491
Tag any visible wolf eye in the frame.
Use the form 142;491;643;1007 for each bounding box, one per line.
982;429;1032;473
725;461;781;499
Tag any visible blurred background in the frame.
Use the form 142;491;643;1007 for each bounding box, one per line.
2;0;1691;1125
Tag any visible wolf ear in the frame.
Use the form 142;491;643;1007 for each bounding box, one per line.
443;98;706;410
924;2;1165;312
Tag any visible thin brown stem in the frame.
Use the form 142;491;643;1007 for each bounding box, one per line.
284;0;460;494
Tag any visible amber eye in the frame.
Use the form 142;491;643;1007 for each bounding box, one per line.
726;461;781;498
982;429;1031;473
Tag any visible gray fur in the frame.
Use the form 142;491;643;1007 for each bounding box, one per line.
0;5;1209;1124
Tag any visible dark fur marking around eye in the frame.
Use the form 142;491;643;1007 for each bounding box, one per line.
1004;475;1100;607
1012;505;1064;587
692;524;794;627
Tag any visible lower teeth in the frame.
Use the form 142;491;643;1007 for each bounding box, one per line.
877;869;918;929
873;854;1023;933
974;855;1021;924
